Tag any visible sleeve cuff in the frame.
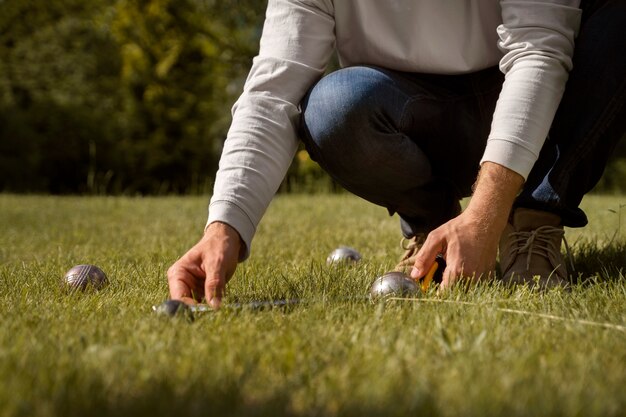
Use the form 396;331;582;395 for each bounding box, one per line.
206;200;256;261
479;138;538;181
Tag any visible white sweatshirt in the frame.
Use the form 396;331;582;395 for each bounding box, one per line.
208;0;582;260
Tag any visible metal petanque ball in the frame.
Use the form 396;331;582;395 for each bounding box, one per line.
369;271;419;300
153;300;194;321
327;246;362;264
63;264;108;291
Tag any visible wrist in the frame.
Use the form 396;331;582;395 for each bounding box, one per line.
204;221;243;253
465;162;524;232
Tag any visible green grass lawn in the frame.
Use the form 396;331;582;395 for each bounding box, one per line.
0;193;625;417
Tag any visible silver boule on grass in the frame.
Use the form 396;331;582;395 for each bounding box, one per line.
326;246;362;264
63;264;109;291
370;255;446;300
153;299;196;321
369;271;420;300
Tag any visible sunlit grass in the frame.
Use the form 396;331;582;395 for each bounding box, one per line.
0;194;625;417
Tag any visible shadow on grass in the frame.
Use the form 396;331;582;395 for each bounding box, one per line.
571;239;625;283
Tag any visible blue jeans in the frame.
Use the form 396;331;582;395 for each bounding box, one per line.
300;0;625;237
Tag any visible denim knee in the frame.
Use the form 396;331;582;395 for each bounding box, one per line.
300;67;407;177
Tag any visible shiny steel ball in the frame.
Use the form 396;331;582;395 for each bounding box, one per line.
63;264;108;291
326;246;362;264
152;300;194;321
369;271;419;300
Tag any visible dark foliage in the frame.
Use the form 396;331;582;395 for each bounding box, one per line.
0;0;266;194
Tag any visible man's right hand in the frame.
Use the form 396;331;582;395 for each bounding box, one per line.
167;222;242;309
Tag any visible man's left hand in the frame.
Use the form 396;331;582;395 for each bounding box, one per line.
410;161;525;290
410;209;499;289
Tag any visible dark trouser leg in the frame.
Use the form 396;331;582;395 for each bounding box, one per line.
300;66;503;237
515;0;626;227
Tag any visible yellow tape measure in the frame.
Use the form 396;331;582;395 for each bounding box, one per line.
420;255;445;292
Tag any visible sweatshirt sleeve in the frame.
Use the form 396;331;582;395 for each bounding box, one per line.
207;0;335;260
480;0;582;179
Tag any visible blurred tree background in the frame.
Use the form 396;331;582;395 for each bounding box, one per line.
0;0;624;194
0;0;270;194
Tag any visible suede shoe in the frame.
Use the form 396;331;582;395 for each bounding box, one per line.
394;234;427;274
499;208;571;288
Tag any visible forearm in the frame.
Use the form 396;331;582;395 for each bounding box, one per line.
465;161;524;233
208;0;335;261
481;1;581;179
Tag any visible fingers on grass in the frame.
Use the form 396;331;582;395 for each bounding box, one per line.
440;265;462;291
411;233;445;279
167;265;189;300
440;267;491;292
167;262;205;301
205;274;225;310
180;296;198;305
